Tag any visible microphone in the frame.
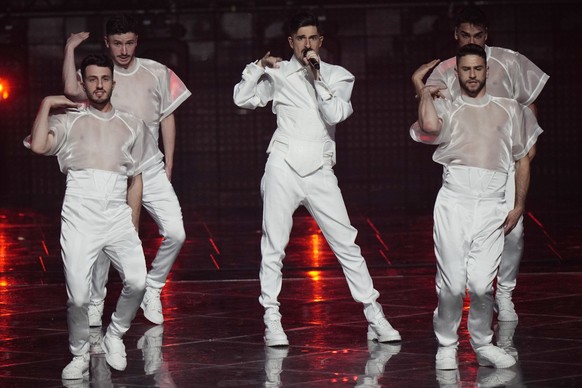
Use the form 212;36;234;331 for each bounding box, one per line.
302;48;320;70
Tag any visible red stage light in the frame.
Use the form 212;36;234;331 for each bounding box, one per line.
0;77;10;101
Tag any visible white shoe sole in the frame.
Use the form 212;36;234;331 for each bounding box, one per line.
367;330;401;343
264;336;289;347
477;355;516;368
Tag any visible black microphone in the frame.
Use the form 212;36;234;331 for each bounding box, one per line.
302;48;320;70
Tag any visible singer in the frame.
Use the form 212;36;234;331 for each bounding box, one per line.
233;11;401;347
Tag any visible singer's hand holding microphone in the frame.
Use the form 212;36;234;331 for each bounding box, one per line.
302;48;320;70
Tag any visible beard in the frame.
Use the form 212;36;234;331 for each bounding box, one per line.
87;90;111;105
460;79;485;98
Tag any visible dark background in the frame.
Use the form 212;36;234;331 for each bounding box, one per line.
1;0;580;214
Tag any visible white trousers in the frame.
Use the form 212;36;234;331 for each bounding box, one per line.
61;170;146;355
432;166;508;349
90;161;185;302
259;144;384;323
498;166;524;298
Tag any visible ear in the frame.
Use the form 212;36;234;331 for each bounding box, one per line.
287;35;293;49
453;28;459;41
104;36;110;48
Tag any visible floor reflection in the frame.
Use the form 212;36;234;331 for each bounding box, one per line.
0;205;581;386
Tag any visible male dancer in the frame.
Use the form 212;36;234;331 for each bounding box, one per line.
411;4;549;321
63;14;191;325
233;11;400;346
25;54;158;378
412;43;542;369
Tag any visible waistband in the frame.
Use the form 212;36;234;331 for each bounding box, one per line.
442;165;507;199
65;169;128;201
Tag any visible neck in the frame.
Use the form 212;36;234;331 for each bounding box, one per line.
91;102;113;112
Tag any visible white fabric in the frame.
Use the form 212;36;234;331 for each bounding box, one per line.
233;56;353;176
63;170;146;355
432;166;508;348
24;105;158;176
411;94;542;172
234;56;384;323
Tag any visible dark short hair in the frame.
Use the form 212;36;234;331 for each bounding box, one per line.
105;14;139;36
454;4;488;29
286;11;321;36
456;43;487;64
80;54;114;80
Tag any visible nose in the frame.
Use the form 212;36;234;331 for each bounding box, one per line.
121;44;127;55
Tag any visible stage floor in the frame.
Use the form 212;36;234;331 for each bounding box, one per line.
0;203;581;387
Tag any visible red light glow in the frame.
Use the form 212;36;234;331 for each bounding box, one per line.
0;78;10;101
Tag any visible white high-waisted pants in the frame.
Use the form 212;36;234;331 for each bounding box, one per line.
259;143;384;323
61;170;146;355
90;160;185;302
432;165;508;349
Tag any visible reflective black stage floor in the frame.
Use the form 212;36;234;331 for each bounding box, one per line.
1;203;581;387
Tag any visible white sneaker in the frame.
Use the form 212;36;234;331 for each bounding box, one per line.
264;318;289;347
61;352;90;379
141;287;164;325
495;296;518;322
475;345;516;368
435;346;458;370
102;333;127;371
88;300;104;327
367;317;401;343
495;321;519;359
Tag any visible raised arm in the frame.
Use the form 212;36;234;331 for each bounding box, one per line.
233;52;280;109
417;85;444;135
29;96;80;154
411;59;440;97
63;32;90;101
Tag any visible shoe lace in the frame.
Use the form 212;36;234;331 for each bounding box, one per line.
68;354;88;367
266;320;284;333
145;289;163;312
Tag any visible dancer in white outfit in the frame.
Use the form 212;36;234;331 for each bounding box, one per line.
62;15;191;325
233;11;401;347
411;4;549;322
25;54;158;379
411;44;542;370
